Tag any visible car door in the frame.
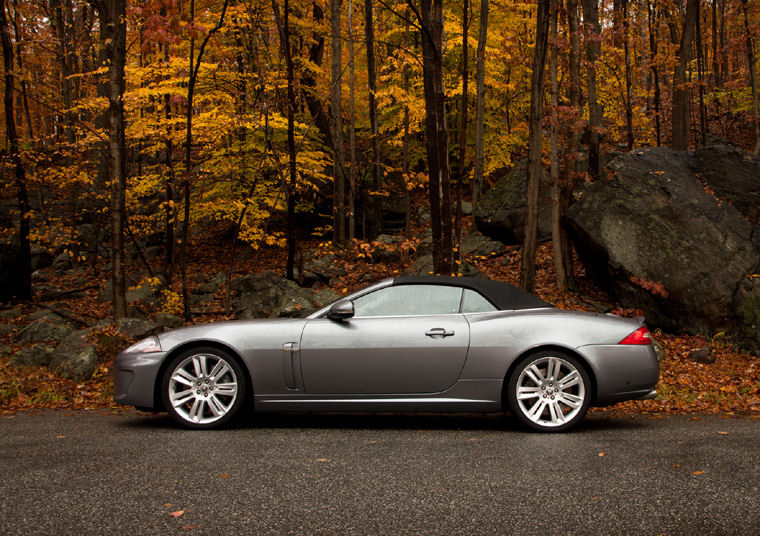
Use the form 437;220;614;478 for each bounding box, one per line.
299;284;470;394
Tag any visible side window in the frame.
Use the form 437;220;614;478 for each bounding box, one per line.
353;285;463;317
461;289;497;313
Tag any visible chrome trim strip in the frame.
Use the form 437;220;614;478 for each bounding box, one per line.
260;397;493;404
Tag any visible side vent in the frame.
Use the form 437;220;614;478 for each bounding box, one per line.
281;343;299;389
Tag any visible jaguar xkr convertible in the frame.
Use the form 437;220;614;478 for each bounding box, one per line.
114;276;659;432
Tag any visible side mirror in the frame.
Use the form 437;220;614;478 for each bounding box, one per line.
327;299;354;320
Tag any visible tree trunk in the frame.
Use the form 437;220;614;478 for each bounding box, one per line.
549;1;567;289
580;0;601;179
519;0;551;293
472;0;488;227
49;0;75;144
402;10;412;236
455;0;469;252
365;0;382;238
742;0;760;154
8;0;33;139
719;0;728;84
330;0;346;244
98;0;129;320
90;0;129;320
300;5;332;152
410;0;453;274
163;45;175;276
647;0;661;146
567;0;581;161
347;0;357;239
273;0;298;280
0;0;31;300
180;0;230;314
696;6;707;147
672;0;700;151
561;0;580;289
712;0;719;87
623;0;633;149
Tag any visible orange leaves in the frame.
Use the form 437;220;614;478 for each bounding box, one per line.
629;275;670;299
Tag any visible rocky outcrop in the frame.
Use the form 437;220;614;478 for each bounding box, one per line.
474;162;552;244
232;271;340;319
11;344;55;368
693;145;760;225
565;146;760;351
117;318;162;340
15;311;76;345
303;253;347;284
49;329;100;380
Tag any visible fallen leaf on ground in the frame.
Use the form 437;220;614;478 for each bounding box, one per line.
181;525;199;531
56;435;66;439
598;451;606;457
718;431;729;435
316;458;329;462
692;470;705;475
673;464;681;467
220;473;230;478
169;510;184;518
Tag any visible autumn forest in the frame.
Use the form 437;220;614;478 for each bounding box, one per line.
1;0;759;322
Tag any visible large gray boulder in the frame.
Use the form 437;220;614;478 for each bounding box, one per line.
693;145;760;225
15;312;76;345
565;146;760;351
117;318;162;339
11;344;55;368
49;324;127;381
50;329;98;380
0;323;16;337
232;271;339;319
474;161;552;244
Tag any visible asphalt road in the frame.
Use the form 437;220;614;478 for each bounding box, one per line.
0;410;758;535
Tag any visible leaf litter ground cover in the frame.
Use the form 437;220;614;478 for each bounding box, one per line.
1;222;759;417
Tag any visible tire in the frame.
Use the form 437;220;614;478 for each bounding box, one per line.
161;346;247;429
507;350;591;432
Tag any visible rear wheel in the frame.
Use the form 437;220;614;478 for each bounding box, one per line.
161;347;246;429
507;351;591;432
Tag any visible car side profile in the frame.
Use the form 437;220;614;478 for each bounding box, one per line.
114;275;659;432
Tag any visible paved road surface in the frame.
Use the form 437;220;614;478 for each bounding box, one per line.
0;410;758;535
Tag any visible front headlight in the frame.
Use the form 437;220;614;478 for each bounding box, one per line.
124;335;162;354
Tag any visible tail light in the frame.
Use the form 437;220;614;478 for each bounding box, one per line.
618;326;652;345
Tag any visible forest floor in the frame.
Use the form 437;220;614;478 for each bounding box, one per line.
1;214;760;418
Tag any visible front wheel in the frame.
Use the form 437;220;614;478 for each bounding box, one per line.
507;351;591;432
161;347;246;429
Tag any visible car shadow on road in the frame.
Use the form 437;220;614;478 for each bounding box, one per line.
119;409;648;434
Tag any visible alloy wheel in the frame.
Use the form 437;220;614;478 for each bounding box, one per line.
509;353;590;431
166;352;240;426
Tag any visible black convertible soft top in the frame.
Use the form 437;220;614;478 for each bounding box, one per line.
392;275;552;311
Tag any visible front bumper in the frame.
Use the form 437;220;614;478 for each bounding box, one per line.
113;350;167;409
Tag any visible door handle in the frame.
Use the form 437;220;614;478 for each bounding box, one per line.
425;327;455;337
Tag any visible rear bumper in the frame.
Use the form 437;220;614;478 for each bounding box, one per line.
575;344;660;405
113;350;167;409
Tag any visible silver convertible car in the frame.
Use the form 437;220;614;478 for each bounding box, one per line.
114;276;659;432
